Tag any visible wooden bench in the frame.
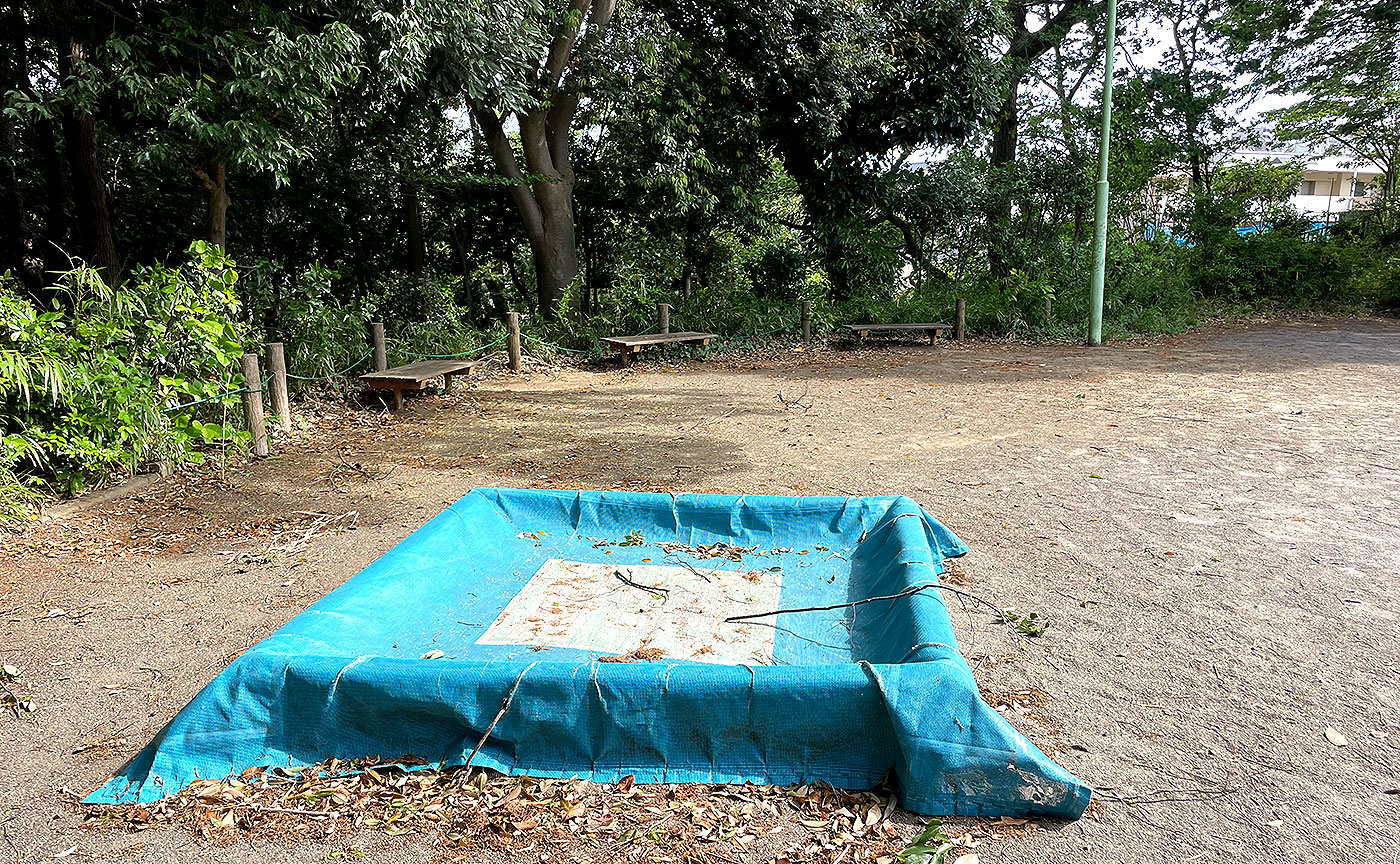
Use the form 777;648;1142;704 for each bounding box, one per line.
844;322;953;345
602;331;718;364
358;359;479;410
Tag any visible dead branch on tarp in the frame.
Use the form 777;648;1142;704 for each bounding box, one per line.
614;569;669;601
667;556;712;583
724;582;1004;623
464;662;537;771
723;582;1051;653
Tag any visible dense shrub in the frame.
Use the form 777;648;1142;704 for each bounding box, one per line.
1;242;248;501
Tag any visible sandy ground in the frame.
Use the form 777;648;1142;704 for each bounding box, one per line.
1;317;1398;863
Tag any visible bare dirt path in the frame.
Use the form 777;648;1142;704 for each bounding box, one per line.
1;317;1397;863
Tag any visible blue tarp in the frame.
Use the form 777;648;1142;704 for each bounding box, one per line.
88;489;1091;819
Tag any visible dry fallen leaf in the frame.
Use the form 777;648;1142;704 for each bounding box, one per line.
953;854;980;864
420;649;446;660
1325;727;1348;747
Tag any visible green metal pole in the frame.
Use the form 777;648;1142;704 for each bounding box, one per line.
1088;0;1118;346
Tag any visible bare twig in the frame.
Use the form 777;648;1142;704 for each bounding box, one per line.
666;556;712;583
724;580;1036;644
464;662;538;771
614;569;669;601
775;385;813;413
726;582;971;623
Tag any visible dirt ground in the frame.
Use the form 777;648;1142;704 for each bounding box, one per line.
1;317;1398;863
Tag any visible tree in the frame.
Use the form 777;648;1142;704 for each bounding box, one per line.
105;4;365;249
467;1;616;318
650;0;1006;299
990;1;1108;171
5;4;127;285
1234;0;1400;212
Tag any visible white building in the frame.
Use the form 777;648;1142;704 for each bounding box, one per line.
1230;149;1386;222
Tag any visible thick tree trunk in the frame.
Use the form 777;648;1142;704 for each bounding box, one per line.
205;160;230;248
983;0;1104;279
58;40;120;285
403;180;424;273
986;79;1021;279
33;117;71;282
0;10;35;292
529;183;578;315
990;82;1020;170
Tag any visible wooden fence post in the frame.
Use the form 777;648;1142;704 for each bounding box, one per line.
240;353;269;458
507;311;522;372
657;302;670;335
264;341;291;433
955;299;966;343
370;322;387;372
801;299;812;342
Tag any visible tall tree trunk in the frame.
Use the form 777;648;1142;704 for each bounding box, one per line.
204;160;230;248
530;183;578;314
984;0;1105;278
491;263;509;320
447;221;482;321
986;76;1020;279
678;227;695;298
58;40;120;284
504;251;525;315
31;116;71;282
403;179;424;273
12;14;70;289
576;204;592;317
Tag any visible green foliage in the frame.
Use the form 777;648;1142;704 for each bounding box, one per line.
899;819;955;864
240;260;373;387
0;243;249;510
999;609;1048;637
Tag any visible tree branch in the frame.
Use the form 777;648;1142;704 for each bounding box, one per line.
1007;0;1105;63
542;0;592;90
470;100;545;237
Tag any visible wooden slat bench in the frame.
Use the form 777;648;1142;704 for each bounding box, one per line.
844;322;953;344
358;359;479;410
602;331;718;364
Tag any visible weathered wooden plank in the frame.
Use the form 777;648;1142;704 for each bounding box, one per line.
602;331;718;348
358;359;480;385
842;322;952;331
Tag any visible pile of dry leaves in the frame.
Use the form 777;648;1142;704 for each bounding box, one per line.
78;760;1005;863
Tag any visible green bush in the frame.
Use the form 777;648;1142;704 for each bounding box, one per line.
0;242;249;506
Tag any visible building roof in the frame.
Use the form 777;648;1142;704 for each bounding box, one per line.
1229;148;1384;175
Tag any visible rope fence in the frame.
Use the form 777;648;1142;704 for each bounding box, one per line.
398;334;508;359
160;297;965;458
284;349;374;381
163;374;272;413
